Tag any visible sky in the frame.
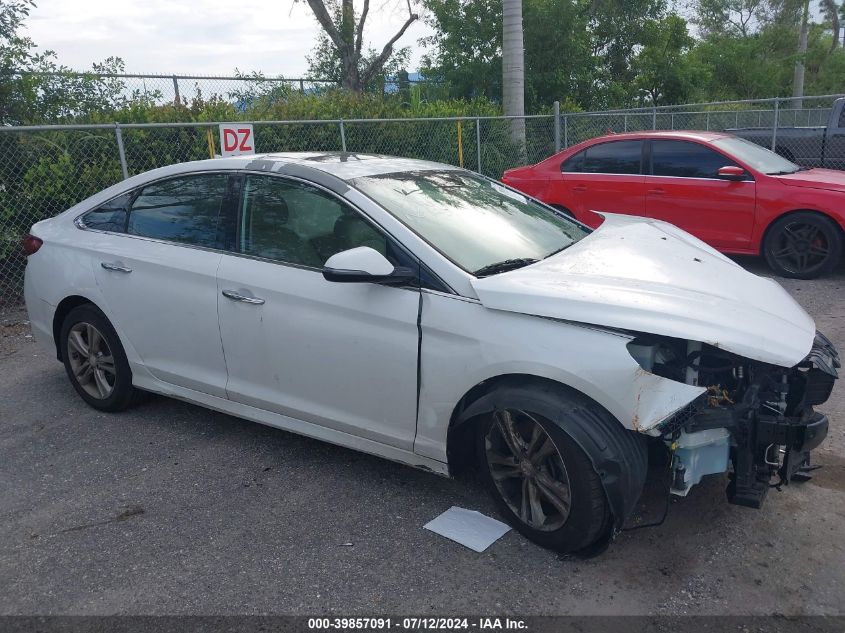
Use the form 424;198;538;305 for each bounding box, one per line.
23;0;434;77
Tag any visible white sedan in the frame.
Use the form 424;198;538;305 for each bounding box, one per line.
23;153;838;554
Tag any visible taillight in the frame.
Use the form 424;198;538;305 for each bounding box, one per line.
22;234;43;256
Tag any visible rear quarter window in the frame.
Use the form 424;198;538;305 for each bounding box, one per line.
82;192;132;232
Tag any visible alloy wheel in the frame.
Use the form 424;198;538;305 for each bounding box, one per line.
769;221;831;276
485;408;572;531
66;322;116;400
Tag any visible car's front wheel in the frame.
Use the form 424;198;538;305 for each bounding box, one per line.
763;212;842;279
60;304;137;411
478;407;610;554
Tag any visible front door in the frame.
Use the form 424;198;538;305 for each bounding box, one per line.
216;174;420;450
644;139;757;250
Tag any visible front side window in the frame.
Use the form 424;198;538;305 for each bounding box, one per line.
578;140;642;174
240;175;387;268
350;170;589;275
651;140;741;178
127;174;228;248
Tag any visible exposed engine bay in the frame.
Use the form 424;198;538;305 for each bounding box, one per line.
628;331;840;508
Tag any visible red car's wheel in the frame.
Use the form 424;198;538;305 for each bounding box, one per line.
763;212;842;279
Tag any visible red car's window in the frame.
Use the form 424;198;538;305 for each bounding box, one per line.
651;140;741;179
561;140;642;175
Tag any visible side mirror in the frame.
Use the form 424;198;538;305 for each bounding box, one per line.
717;165;747;181
322;247;415;285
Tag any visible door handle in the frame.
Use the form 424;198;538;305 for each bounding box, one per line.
572;184;587;192
647;188;665;195
222;289;265;305
100;262;132;273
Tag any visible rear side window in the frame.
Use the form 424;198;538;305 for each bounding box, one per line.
651;140;739;178
82;192;132;232
127;174;228;248
564;141;642;174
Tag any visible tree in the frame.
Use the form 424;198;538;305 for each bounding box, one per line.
821;0;840;49
792;0;810;105
302;0;418;92
632;15;706;105
502;0;526;147
420;0;502;100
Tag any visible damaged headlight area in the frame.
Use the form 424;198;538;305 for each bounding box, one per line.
627;331;840;508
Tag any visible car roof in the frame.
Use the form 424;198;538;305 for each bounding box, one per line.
169;152;460;181
582;130;732;143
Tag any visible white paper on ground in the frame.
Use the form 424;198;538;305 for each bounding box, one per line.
423;506;512;552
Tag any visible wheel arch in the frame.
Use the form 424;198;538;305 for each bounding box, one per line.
446;373;648;531
52;295;100;361
759;208;845;257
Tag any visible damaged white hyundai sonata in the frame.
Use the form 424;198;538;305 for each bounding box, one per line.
24;153;839;554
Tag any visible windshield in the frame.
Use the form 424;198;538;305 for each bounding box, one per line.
350;170;590;275
713;136;801;175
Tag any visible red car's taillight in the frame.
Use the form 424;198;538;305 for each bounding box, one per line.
22;234;43;256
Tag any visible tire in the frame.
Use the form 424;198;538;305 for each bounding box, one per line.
763;212;843;279
59;304;137;411
478;406;611;554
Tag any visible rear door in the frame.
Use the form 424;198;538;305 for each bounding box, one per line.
644;140;756;250
561;139;646;226
90;172;235;397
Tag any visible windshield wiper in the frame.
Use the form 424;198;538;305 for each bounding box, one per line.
473;258;538;277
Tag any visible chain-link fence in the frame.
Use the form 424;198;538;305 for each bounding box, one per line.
3;93;844;305
0;114;554;304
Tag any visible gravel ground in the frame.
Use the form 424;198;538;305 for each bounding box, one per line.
1;257;844;616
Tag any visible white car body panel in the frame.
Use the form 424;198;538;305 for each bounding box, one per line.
413;291;706;461
472;213;816;368
92;236;228;397
216;253;420;449
22;153;820;477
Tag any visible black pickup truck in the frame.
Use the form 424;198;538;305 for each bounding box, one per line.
729;96;845;170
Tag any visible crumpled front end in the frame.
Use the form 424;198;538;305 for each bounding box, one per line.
628;331;839;507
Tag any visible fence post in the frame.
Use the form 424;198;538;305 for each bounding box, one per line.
339;119;347;152
671;113;675;130
172;76;180;106
299;79;305;94
553;101;561;153
771;99;779;151
652;107;657;130
114;123;129;180
456;120;464;168
476;117;482;173
624;113;628;132
706;111;710;131
563;115;568;148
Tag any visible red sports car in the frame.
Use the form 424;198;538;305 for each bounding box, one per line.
502;131;845;279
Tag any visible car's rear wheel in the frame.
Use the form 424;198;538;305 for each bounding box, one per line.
60;304;137;411
763;212;842;279
478;407;610;553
